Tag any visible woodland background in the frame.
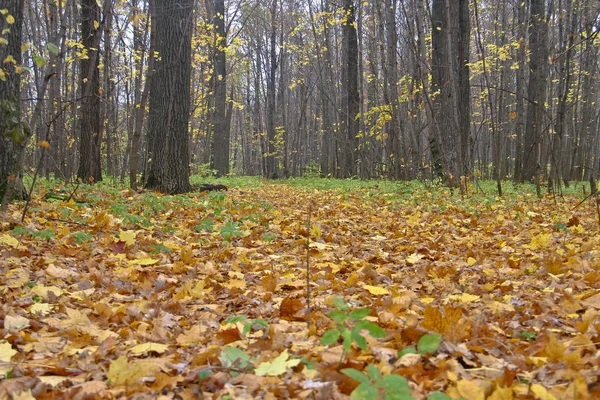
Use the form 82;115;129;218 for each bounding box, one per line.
0;0;599;196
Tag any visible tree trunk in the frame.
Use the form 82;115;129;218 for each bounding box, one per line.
265;0;278;178
340;0;360;178
521;0;549;185
513;0;526;182
0;0;27;203
129;0;152;190
383;0;402;179
77;0;103;183
102;0;115;177
211;0;230;176
549;0;576;189
431;0;458;183
454;0;471;175
145;0;193;194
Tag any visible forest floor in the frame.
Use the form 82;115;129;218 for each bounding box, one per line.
0;177;599;399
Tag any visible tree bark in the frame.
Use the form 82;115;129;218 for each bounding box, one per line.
513;0;527;182
211;0;230;176
145;0;193;194
265;0;278;178
0;0;27;203
521;0;549;185
129;0;152;190
77;0;103;183
340;0;360;178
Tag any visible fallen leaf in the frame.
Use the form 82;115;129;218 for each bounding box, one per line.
363;284;390;295
0;342;17;362
255;349;301;376
129;342;170;355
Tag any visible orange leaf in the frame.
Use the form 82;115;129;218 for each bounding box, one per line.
216;328;242;345
280;296;305;321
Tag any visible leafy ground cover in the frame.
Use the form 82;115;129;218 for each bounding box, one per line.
0;178;599;399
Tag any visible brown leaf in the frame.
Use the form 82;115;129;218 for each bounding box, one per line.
280;296;306;321
261;274;277;292
216;327;242;345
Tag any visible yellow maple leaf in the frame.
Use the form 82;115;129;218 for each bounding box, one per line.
128;257;158;265
129;343;170;355
422;306;449;334
31;285;64;299
0;233;18;248
255;349;301;376
448;293;480;304
530;384;557;400
527;233;552;250
107;356;160;387
453;379;487;400
543;333;565;362
310;223;322;238
180;246;193;264
363;284;390;295
406;253;423;265
119;230;135;246
29;303;54;316
224;279;246;290
488;386;513;400
0;341;17;362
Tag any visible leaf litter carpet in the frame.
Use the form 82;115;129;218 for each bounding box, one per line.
0;182;599;399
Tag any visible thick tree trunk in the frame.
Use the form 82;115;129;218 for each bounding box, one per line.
211;0;230;176
571;0;598;181
431;0;457;182
430;0;470;186
145;0;193;194
521;0;549;185
129;0;152;190
340;0;360;178
550;0;576;188
383;0;402;179
455;0;471;175
0;0;27;203
513;0;527;182
265;0;278;178
77;0;103;183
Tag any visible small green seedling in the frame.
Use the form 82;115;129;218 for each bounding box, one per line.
320;298;386;359
342;364;413;400
520;331;536;341
219;221;243;241
225;315;269;338
219;346;252;376
398;333;442;357
71;231;92;245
